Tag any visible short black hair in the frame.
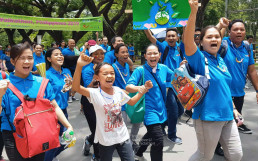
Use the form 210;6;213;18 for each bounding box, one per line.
228;19;246;30
166;27;178;35
195;27;201;32
246;35;253;39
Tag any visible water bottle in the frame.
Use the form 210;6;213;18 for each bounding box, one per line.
60;130;75;147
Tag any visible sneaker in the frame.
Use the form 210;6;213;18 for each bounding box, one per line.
72;96;79;101
82;136;92;156
238;124;252;134
91;154;100;161
135;154;147;161
68;96;73;103
52;157;59;161
168;137;182;145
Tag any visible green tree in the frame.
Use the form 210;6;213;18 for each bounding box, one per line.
0;0;132;45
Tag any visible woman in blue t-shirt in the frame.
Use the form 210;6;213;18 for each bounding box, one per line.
112;44;141;149
126;44;173;161
32;44;45;76
0;43;73;161
184;1;243;161
44;47;72;161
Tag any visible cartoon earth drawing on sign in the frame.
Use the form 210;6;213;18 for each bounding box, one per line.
155;11;169;25
133;0;190;30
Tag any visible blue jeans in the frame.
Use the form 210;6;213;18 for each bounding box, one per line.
44;109;68;161
99;139;134;161
166;88;184;139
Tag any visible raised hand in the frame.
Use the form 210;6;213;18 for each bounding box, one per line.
0;79;10;98
144;80;153;90
77;54;94;67
219;17;230;28
188;0;199;13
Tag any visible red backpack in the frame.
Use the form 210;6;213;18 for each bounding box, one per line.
7;78;60;158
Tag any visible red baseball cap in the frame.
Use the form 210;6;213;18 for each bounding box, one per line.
88;40;97;46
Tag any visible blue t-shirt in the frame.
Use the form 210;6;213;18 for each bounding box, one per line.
104;50;116;65
100;44;111;52
126;63;173;125
220;37;255;97
0;50;3;57
1;73;55;131
112;61;130;111
80;47;89;56
1;55;15;72
62;48;75;56
128;46;134;56
156;40;182;71
32;52;45;72
82;63;95;87
46;67;71;110
59;47;66;51
185;48;234;121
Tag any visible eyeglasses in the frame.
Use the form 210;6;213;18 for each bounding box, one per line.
194;34;200;38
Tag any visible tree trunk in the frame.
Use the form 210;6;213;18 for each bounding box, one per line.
47;31;63;44
17;29;32;44
72;31;88;43
196;0;210;28
4;29;16;46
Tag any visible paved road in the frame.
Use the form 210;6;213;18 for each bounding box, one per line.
2;89;258;161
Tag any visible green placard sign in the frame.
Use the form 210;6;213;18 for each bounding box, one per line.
0;13;103;31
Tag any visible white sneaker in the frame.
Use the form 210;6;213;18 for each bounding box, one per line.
68;96;73;103
52;157;59;161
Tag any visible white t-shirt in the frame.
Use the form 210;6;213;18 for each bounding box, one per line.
88;86;130;146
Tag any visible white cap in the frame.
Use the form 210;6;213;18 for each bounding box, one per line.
89;45;106;55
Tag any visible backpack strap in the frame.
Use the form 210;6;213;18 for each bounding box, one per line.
177;46;184;60
243;41;251;57
1;71;6;79
8;83;25;103
37;77;49;98
161;46;169;64
219;40;228;58
204;57;210;79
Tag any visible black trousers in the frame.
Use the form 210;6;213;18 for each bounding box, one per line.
232;96;245;114
81;95;99;158
136;123;164;161
2;130;45;161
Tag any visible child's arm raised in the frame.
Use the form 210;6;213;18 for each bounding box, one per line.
72;54;94;98
127;80;153;106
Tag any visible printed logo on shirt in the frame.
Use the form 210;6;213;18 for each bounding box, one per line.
245;55;249;57
103;101;124;132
